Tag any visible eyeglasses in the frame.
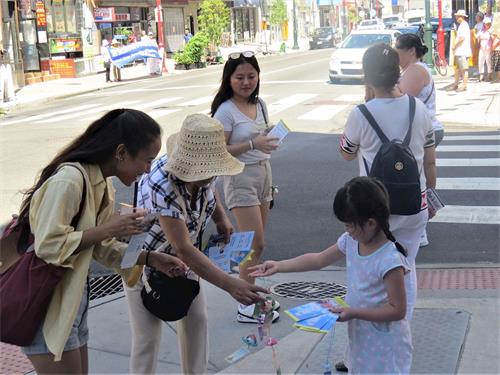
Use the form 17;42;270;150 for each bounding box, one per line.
228;51;255;60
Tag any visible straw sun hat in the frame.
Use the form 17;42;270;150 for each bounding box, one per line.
166;114;244;182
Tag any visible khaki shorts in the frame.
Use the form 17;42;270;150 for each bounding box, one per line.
223;160;272;210
454;56;469;71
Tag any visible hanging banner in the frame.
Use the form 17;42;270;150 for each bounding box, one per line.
36;1;47;27
108;39;161;68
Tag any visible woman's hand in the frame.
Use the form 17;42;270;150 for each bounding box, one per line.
329;306;356;322
428;205;437;220
148;252;189;278
227;277;269;305
215;216;233;243
252;134;279;154
248;261;279;277
101;212;146;238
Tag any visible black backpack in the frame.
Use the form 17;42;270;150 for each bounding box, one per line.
357;96;421;216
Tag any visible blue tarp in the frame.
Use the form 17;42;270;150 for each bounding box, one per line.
108;39;161;68
316;0;342;6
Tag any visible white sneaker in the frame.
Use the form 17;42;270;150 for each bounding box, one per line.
419;231;429;247
237;304;280;324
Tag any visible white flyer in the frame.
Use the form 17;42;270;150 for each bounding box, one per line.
266;119;290;145
120;212;158;269
426;187;445;212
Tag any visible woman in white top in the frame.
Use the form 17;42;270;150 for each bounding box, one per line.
340;44;437;321
211;52;280;323
396;33;444;146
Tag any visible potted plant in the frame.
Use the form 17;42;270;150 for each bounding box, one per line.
174;32;209;69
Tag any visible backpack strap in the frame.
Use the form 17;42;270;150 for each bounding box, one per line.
403;96;416;146
357;104;390;144
258;97;269;127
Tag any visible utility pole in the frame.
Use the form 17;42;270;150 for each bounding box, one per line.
292;0;299;49
155;0;167;73
423;0;434;70
437;0;445;61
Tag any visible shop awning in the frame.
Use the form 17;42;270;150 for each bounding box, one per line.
233;0;261;7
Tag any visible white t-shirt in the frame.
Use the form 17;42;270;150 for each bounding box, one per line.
455;21;472;57
214;99;271;164
340;95;435;192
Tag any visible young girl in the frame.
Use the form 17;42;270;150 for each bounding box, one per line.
249;177;413;374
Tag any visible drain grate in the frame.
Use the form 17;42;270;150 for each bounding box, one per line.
89;273;124;300
270;281;347;300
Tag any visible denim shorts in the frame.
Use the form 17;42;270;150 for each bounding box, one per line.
22;280;90;355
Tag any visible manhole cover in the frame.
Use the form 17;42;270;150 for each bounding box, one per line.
270;281;347;300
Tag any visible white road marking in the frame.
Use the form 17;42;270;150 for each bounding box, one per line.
148;109;182;120
437;158;500;167
0;104;102;126
177;96;214;107
433;205;500;225
35;101;137;123
436;178;500;190
437;145;500;152
267;94;317;116
335;94;363;102
444;135;500;141
298;105;347;121
131;97;182;110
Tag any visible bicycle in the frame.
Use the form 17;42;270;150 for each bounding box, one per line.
432;46;448;76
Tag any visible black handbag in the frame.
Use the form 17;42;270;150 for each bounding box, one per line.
140;178;208;321
141;270;200;321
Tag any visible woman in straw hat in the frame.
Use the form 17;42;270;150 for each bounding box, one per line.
211;51;281;324
124;113;269;374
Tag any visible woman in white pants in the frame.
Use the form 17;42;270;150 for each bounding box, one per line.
477;17;493;82
124;114;268;374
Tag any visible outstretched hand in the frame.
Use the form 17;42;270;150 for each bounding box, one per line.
329;306;355;322
149;252;189;278
248;261;279;278
228;278;269;305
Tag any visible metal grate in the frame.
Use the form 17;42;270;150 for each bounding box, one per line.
89;273;124;301
270;281;347;300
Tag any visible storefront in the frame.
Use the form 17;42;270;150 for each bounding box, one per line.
233;0;260;43
94;6;154;44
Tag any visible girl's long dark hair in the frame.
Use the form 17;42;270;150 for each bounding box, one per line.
18;108;161;223
210;54;261;116
333;176;407;256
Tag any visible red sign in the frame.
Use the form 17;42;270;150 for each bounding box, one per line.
115;13;131;21
94;7;115;22
49;59;76;78
36;1;47;27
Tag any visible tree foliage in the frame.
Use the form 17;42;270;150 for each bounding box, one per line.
269;0;288;26
198;0;230;50
174;32;209;65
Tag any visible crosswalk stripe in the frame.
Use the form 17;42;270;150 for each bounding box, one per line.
267;94;317;116
298;105;347;121
433;205;500;225
436;178;500;190
437;145;499;152
444;135;500;141
36;101;138;123
0;104;102;126
132;97;182;110
335;94;363;102
149;109;181;120
437;158;500;167
178;96;214;107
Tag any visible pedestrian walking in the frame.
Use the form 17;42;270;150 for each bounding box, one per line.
184;29;193;45
17;109;186;374
123;114;269;374
211;51;281;324
491;25;500;83
477;17;493;82
450;10;472;91
110;39;122;82
341;44;436;322
250;177;413;374
100;40;112;83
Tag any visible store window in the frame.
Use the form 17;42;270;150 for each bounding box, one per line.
45;0;78;34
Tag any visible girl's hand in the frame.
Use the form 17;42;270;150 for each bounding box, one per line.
101;212;145;238
428;205;436;220
149;252;188;278
248;261;279;277
252;134;279;154
215;216;233;243
329;306;356;322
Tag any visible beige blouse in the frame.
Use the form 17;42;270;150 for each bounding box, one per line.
29;162;142;361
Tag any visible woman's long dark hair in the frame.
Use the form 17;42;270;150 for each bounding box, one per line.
210;54;261;116
18;108;161;222
396;33;429;59
333;176;407;256
362;43;400;91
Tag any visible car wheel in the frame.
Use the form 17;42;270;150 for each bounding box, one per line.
329;76;339;84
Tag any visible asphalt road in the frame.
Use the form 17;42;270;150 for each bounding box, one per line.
1;49;498;266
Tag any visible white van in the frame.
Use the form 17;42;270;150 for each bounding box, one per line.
382;14;405;29
358;19;385;30
405;10;425;25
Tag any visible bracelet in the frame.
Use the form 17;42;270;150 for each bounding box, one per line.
145;251;151;267
248;139;254;150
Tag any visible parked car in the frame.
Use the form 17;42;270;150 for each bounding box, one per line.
382;15;405;29
309;27;340;49
394;25;421;35
329;29;402;83
358;19;385;30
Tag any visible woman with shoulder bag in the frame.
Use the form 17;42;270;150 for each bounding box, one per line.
211;51;281;324
18;109;185;374
124;113;269;375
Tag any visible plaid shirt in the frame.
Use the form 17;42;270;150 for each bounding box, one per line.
137;154;216;254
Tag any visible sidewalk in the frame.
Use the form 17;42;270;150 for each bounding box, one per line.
1;264;497;374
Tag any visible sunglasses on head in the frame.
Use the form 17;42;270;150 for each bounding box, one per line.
228;51;255;60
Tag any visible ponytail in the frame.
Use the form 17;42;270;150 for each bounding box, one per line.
381;222;407;256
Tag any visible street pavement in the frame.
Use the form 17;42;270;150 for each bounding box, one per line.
0;48;499;374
